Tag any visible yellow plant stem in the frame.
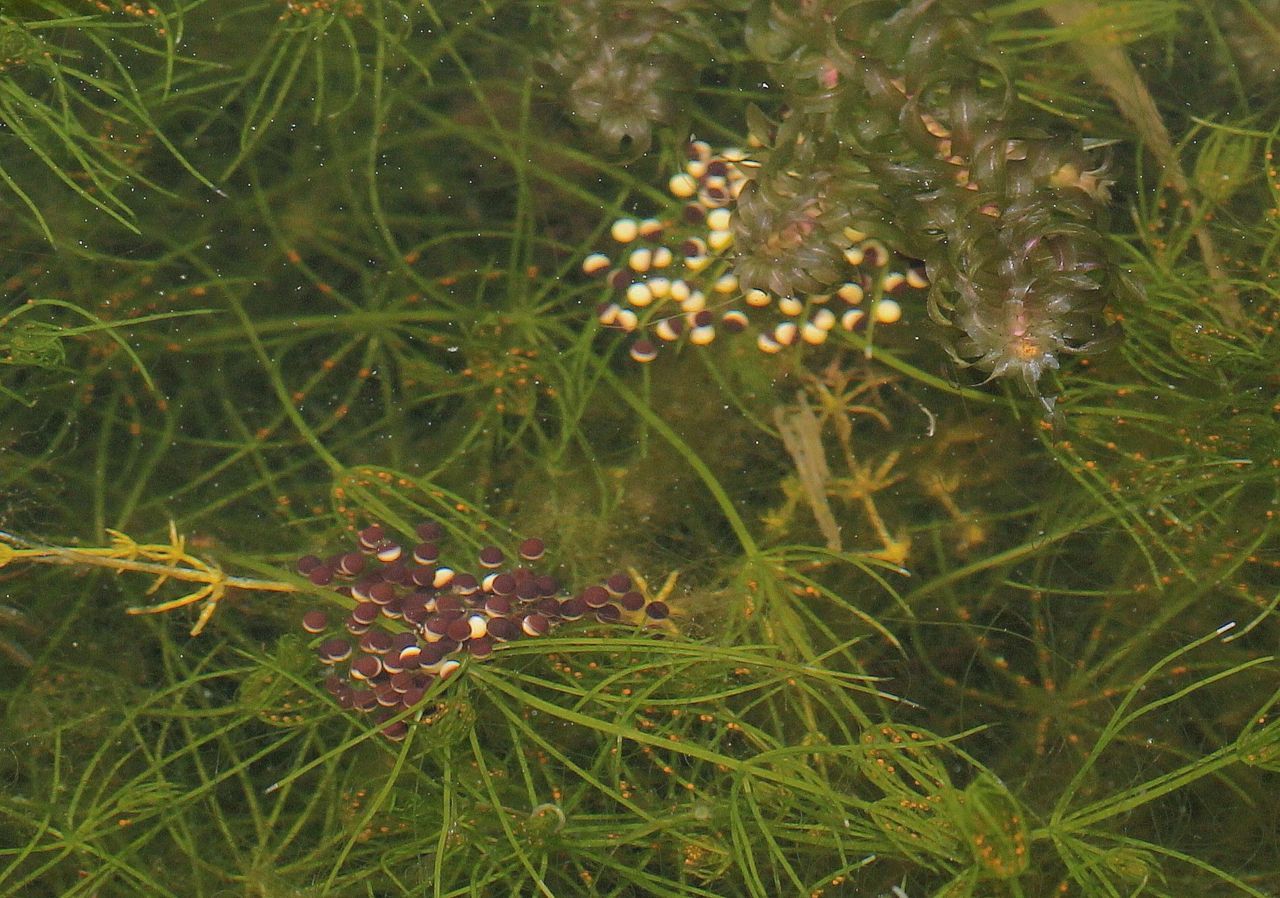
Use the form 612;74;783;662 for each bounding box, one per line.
0;527;298;636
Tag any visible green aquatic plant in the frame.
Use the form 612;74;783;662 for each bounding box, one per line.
737;0;1130;397
550;0;729;151
3;1;1280;896
0;299;209;406
0;5;212;241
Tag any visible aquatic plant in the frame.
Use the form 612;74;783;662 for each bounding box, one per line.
0;11;210;241
550;0;725;151
737;0;1129;395
0;524;298;636
2;1;1280;896
1217;0;1280;91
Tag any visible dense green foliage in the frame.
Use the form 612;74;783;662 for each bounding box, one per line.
2;1;1280;896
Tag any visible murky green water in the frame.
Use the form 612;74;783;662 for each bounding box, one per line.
2;2;1279;896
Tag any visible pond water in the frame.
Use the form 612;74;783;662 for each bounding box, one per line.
1;2;1278;896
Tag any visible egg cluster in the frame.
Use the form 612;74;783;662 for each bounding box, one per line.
586;141;928;363
297;522;670;740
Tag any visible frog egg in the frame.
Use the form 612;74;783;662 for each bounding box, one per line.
773;321;798;346
687;311;716;345
713;274;738;294
357;524;385;549
862;240;888;268
518;538;546;561
777;296;804;316
757;332;783;354
521;613;551;637
597;302;621;325
638;218;663;239
689;323;716;345
654;317;684;342
302;610;329;634
680;291;706;313
681;237;707;259
625;282;654;307
608;268;632;291
703;174;728;196
838;282;864;305
669;173;698;198
630;339;659;363
582;253;611;276
874;298;902;324
610;218;639;243
801;322;829;345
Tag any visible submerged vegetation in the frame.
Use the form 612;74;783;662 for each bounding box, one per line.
2;1;1280;896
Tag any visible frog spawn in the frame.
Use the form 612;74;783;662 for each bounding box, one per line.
586;141;927;363
298;523;670;740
